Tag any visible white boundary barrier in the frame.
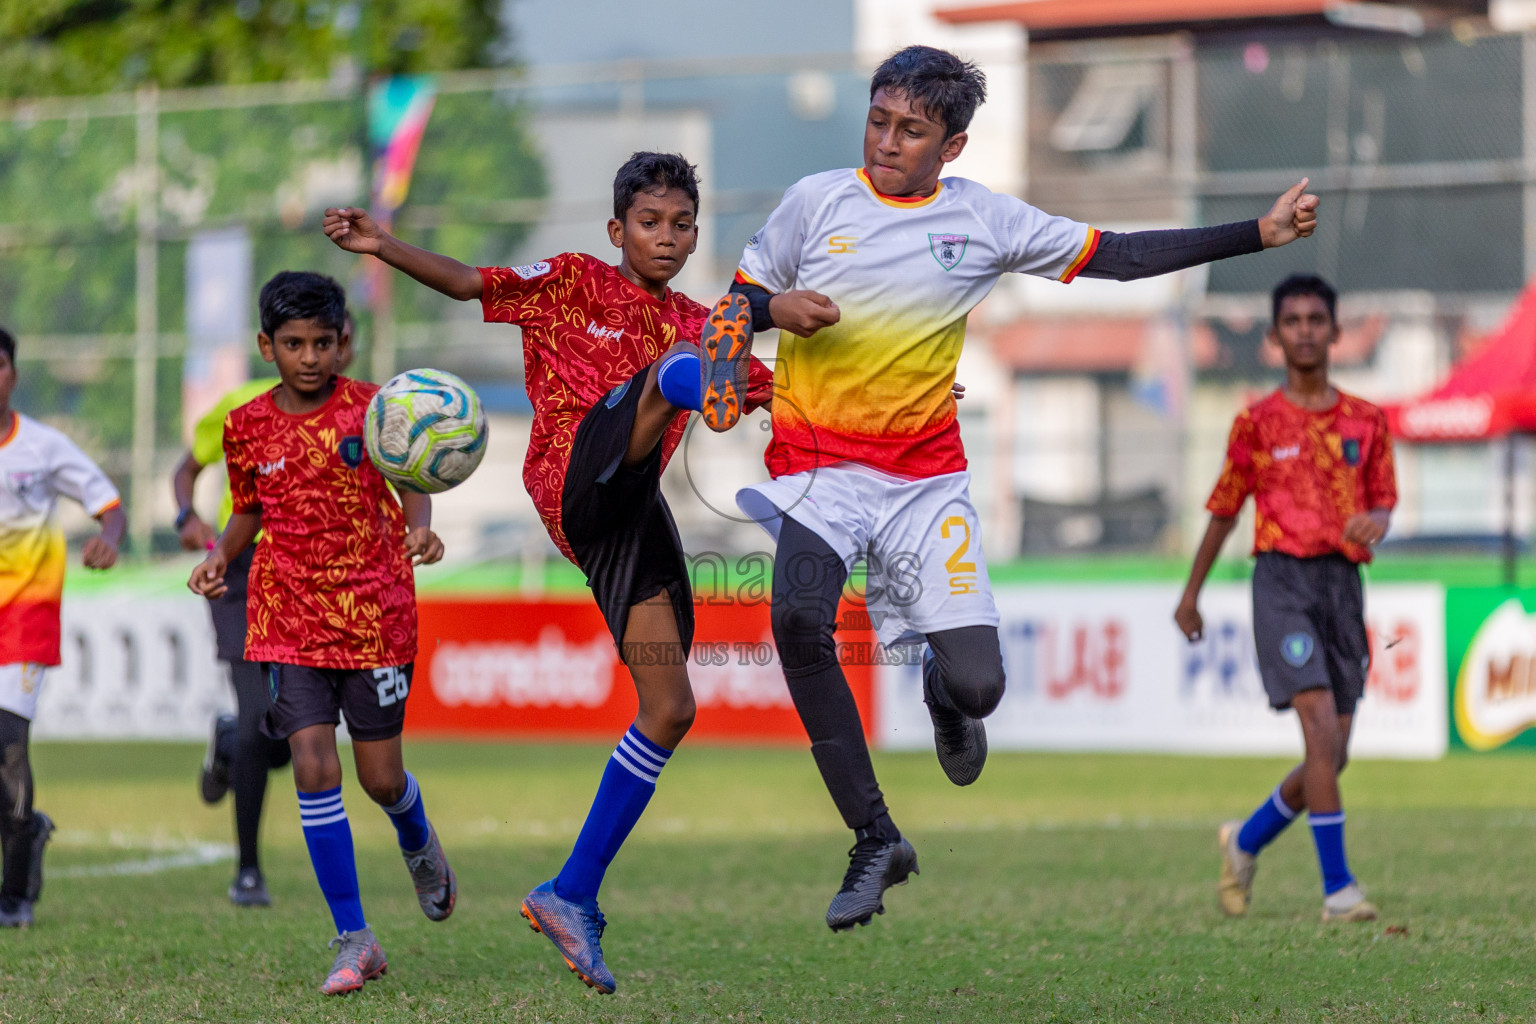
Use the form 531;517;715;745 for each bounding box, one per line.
34;596;231;740
877;583;1448;759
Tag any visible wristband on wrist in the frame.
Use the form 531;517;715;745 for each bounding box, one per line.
174;506;196;531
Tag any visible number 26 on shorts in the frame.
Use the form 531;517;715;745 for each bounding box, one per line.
374;666;410;707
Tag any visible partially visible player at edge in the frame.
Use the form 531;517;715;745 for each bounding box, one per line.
187;273;455;995
0;325;125;928
1176;274;1395;924
720;45;1322;930
322;152;773;994
174;368;288;908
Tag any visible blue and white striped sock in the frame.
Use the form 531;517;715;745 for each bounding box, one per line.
1309;811;1354;895
1236;785;1298;855
298;786;366;933
554;724;673;904
383;771;431;852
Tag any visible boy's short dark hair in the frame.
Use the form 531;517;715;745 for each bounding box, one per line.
612;152;700;221
1271;273;1338;324
0;326;13;365
258;271;348;338
870;45;987;139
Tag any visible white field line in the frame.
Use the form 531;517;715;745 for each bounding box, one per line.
51;840;235;879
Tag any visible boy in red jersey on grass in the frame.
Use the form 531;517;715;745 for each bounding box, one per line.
322;152;771;994
187;272;454;995
0;325;124;929
1176;274;1395;924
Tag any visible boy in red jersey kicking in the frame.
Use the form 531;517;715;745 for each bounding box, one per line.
1176;274;1395;924
188;272;453;995
323;152;771;993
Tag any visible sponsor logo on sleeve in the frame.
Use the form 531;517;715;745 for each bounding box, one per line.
512;261;552;281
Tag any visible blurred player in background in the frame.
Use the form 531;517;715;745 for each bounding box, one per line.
187;273;453;994
0;325;125;928
725;44;1321;930
1176;274;1394;924
171;315;354;908
322;151;772;994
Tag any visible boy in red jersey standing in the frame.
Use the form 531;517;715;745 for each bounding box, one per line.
1176;274;1395;924
323;152;771;994
188;273;454;995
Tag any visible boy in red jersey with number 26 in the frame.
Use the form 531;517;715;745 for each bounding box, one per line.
188;272;455;996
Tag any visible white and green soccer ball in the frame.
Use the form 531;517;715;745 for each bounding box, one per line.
365;368;488;493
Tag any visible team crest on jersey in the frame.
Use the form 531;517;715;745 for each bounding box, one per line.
746;232;762;250
511;261;552;281
5;470;45;504
338;435;365;468
929;233;969;271
1342;438;1362;466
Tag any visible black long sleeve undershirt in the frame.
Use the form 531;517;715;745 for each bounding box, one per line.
727;219;1264;331
729;278;777;333
1077;220;1263;282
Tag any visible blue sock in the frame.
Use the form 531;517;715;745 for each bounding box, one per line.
1236;785;1298;855
1309;812;1354;895
655;350;701;411
383;771;431;852
554;725;673;904
298;787;367;933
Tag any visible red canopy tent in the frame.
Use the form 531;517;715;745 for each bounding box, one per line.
1383;279;1536;582
1385;281;1536;442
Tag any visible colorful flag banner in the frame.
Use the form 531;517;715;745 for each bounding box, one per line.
368;75;437;219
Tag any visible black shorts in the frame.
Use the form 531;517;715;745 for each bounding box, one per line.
1251;552;1369;715
561;366;693;655
262;662;413;742
208;545;255;663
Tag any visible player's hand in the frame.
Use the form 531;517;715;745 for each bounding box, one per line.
322;207;385;256
405;527;444;566
1343;512;1387;547
769;290;841;336
1258;179;1320;248
952;382;966;401
1174;599;1204;642
188;552;229;598
178;513;217;551
81;536;118;570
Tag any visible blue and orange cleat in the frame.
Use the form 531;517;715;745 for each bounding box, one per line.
698;293;754;432
520;879;617;994
320;928;387;995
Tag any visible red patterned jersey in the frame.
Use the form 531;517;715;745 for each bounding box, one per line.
225;377;416;668
480;254;772;562
1207;389;1397;563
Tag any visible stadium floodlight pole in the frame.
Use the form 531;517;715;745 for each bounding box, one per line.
130;85;160;559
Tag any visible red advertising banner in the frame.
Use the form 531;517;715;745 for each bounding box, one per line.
407;596;876;742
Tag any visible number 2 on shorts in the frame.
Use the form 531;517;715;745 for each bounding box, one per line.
374;666;410;707
941;515;979;595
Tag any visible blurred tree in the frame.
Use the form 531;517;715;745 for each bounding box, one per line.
0;0;505;98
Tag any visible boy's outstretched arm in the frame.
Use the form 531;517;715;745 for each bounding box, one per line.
400;491;444;566
1078;180;1320;283
1174;515;1238;642
323;207;483;302
83;503;126;570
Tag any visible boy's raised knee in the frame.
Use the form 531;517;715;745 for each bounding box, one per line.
947;666;1005;719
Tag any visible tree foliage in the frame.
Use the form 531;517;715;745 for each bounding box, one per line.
0;0;505;99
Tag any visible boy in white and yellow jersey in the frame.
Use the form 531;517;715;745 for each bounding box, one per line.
0;326;124;927
719;45;1322;931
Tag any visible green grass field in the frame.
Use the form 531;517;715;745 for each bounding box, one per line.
4;743;1536;1023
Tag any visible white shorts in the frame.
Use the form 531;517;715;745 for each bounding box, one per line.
0;663;47;721
738;464;999;648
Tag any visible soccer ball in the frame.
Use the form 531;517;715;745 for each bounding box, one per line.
365;369;488;493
